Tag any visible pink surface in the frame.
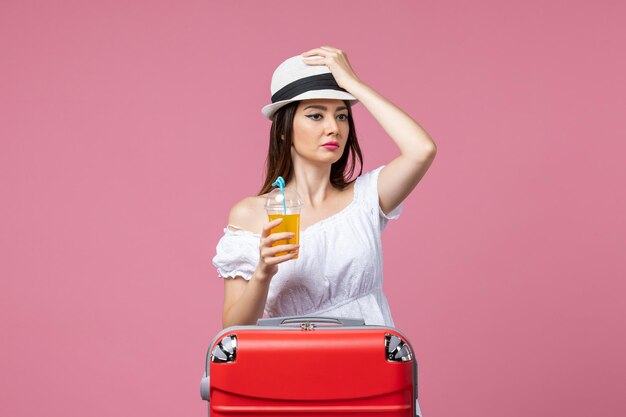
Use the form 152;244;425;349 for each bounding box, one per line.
1;1;625;416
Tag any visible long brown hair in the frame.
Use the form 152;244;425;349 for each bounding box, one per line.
258;100;363;195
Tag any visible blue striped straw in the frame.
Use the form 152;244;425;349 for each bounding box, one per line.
271;176;287;215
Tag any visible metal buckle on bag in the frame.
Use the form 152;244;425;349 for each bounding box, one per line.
211;334;237;363
385;334;413;362
300;322;316;331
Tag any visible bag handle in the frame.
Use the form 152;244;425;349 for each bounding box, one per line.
256;316;365;327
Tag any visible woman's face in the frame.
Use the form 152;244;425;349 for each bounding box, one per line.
291;99;350;165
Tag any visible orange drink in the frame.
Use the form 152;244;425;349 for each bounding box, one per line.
265;184;303;261
268;213;300;259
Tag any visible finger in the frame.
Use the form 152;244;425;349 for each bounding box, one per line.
302;48;342;66
302;48;328;57
301;49;331;63
270;243;300;255
301;57;327;66
261;243;299;257
301;58;327;66
319;47;344;59
265;232;295;244
263;250;299;265
261;218;283;237
260;246;299;263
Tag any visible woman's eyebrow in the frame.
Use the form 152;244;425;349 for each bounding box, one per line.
303;105;348;112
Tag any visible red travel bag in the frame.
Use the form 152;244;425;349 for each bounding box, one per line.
200;316;421;416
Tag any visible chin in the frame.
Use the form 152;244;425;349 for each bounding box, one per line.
321;155;343;165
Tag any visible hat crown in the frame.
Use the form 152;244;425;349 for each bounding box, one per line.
270;55;330;95
261;54;358;119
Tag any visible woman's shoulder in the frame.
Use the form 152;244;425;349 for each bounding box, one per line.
353;166;383;195
228;195;267;234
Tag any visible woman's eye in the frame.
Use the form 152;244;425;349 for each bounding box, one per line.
306;114;322;120
337;114;348;121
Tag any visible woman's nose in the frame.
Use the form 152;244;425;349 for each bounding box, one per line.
326;118;339;135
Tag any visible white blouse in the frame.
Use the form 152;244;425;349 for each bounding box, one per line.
212;166;402;326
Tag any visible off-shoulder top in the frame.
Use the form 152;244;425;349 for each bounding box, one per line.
212;166;402;326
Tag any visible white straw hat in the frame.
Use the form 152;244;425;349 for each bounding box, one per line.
261;54;358;119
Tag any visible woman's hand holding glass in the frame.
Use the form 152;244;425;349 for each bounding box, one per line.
255;218;299;282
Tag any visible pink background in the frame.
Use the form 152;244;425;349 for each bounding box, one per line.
1;1;625;416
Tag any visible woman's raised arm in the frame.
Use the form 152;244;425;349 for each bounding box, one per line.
303;46;437;214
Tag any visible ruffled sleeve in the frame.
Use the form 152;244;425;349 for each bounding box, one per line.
212;228;260;280
357;166;403;231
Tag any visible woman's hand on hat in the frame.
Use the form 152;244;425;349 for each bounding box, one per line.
302;46;361;90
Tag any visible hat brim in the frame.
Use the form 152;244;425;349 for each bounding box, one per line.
261;89;358;119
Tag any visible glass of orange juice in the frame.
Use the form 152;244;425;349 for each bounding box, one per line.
265;188;303;259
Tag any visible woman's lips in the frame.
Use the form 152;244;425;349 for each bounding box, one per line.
322;142;340;151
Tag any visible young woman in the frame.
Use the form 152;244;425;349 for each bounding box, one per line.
213;46;437;328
